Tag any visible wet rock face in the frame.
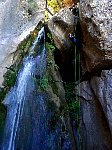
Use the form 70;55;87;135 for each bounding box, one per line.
0;0;44;86
77;0;112;149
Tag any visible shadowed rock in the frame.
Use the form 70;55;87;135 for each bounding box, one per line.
75;0;112;149
48;8;75;53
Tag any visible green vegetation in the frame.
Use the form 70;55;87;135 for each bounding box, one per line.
34;31;59;130
45;30;70;131
46;33;58;68
0;99;6;133
65;82;80;129
36;28;79;133
40;75;49;90
38;32;59;91
40;27;80;132
46;34;80;132
46;42;55;52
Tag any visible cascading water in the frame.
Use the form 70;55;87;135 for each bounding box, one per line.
1;27;74;150
1;27;47;150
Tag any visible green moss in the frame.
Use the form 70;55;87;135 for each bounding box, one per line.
39;75;49;90
44;30;67;130
0;104;6;132
3;70;17;90
45;28;80;133
45;31;60;95
0;88;7;133
65;82;80;128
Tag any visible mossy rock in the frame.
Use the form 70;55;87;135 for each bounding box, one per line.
0;104;6;131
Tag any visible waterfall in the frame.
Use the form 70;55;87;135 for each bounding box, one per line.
1;27;74;150
1;27;46;150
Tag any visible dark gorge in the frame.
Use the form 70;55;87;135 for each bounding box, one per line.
0;0;112;149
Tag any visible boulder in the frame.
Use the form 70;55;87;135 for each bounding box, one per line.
80;0;112;73
48;8;75;53
75;0;112;149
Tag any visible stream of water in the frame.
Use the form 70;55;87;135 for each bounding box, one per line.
1;27;47;150
1;27;74;150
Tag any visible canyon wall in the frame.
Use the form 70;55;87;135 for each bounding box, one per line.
0;0;44;86
76;0;112;149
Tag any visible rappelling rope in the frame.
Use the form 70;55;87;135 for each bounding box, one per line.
73;4;81;148
76;3;81;149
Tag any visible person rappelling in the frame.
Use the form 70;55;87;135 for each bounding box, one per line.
68;33;83;48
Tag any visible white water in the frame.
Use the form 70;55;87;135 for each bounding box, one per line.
1;27;73;150
1;27;46;150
